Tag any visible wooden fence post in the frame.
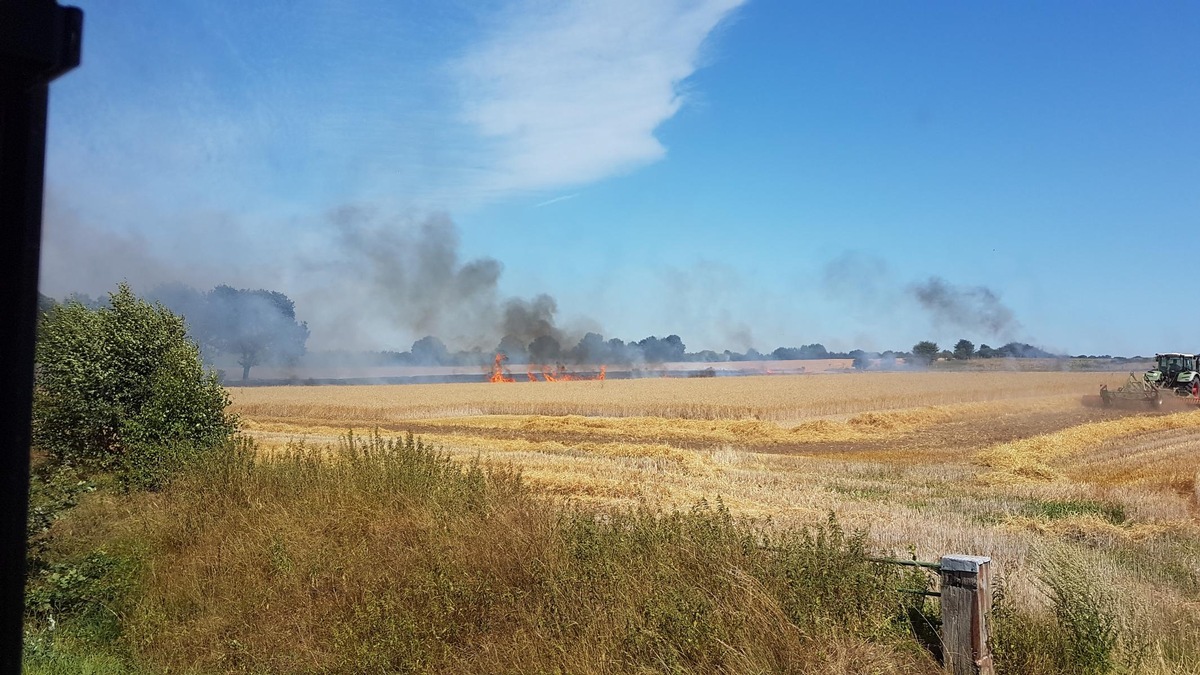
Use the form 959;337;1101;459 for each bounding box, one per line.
940;555;993;675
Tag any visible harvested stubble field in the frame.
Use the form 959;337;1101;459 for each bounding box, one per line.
229;370;1200;671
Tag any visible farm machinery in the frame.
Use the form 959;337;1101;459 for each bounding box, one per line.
1082;353;1200;409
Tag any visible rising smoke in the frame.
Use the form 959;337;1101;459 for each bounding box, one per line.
821;252;1024;344
910;277;1019;337
500;295;564;349
40;194;201;297
324;208;571;354
40;199;580;359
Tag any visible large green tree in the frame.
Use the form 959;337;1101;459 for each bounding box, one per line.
911;341;940;366
33;284;236;487
203;285;309;380
953;339;975;360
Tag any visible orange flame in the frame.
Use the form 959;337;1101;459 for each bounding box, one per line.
489;353;514;383
490;354;606;383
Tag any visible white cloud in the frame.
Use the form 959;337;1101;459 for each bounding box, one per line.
453;0;745;196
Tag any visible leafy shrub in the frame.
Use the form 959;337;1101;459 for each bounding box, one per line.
23;547;141;675
33;284;235;489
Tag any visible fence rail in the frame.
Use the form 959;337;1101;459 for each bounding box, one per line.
865;555;943;571
758;546;994;674
870;554;993;675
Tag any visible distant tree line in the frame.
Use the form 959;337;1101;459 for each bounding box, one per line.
893;339;1062;367
307;334;872;368
939;339;1058;361
306;334;1064;369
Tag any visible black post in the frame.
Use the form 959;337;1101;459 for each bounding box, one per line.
0;1;82;669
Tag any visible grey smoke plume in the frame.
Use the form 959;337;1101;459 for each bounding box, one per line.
501;295;563;348
911;277;1018;336
41;196;190;297
821;252;1024;343
40;200;579;356
326;208;570;352
330;207;502;338
40;189;273;299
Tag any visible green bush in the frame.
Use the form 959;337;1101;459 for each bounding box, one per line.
991;574;1065;675
33;283;235;489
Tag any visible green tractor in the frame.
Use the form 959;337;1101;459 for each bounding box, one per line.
1145;353;1200;398
1087;352;1200;408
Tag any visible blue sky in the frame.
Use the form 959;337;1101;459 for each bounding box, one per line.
40;1;1200;355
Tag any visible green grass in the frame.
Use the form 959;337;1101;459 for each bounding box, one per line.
1021;499;1127;525
23;650;138;675
826;481;891;500
991;546;1158;675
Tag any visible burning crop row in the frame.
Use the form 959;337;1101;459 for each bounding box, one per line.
489;353;606;383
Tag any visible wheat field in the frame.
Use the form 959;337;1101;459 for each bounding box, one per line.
229;371;1108;422
228;370;1200;668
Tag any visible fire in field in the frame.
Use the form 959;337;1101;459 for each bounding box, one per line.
489;352;607;383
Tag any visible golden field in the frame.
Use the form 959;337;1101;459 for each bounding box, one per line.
230;370;1109;422
229;371;1200;670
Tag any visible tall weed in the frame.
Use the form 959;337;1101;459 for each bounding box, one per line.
991;548;1150;675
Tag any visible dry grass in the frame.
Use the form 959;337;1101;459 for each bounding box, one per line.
242;398;1066;453
33;437;940;674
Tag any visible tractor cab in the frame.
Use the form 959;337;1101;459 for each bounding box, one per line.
1146;353;1200;394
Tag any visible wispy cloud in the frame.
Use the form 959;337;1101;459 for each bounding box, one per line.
452;0;745;196
45;1;745;228
533;193;580;208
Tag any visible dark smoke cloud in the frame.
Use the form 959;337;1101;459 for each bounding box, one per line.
324;208;572;352
821;252;1025;343
501;295;563;348
910;277;1018;336
40;197;584;355
330;207;502;338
